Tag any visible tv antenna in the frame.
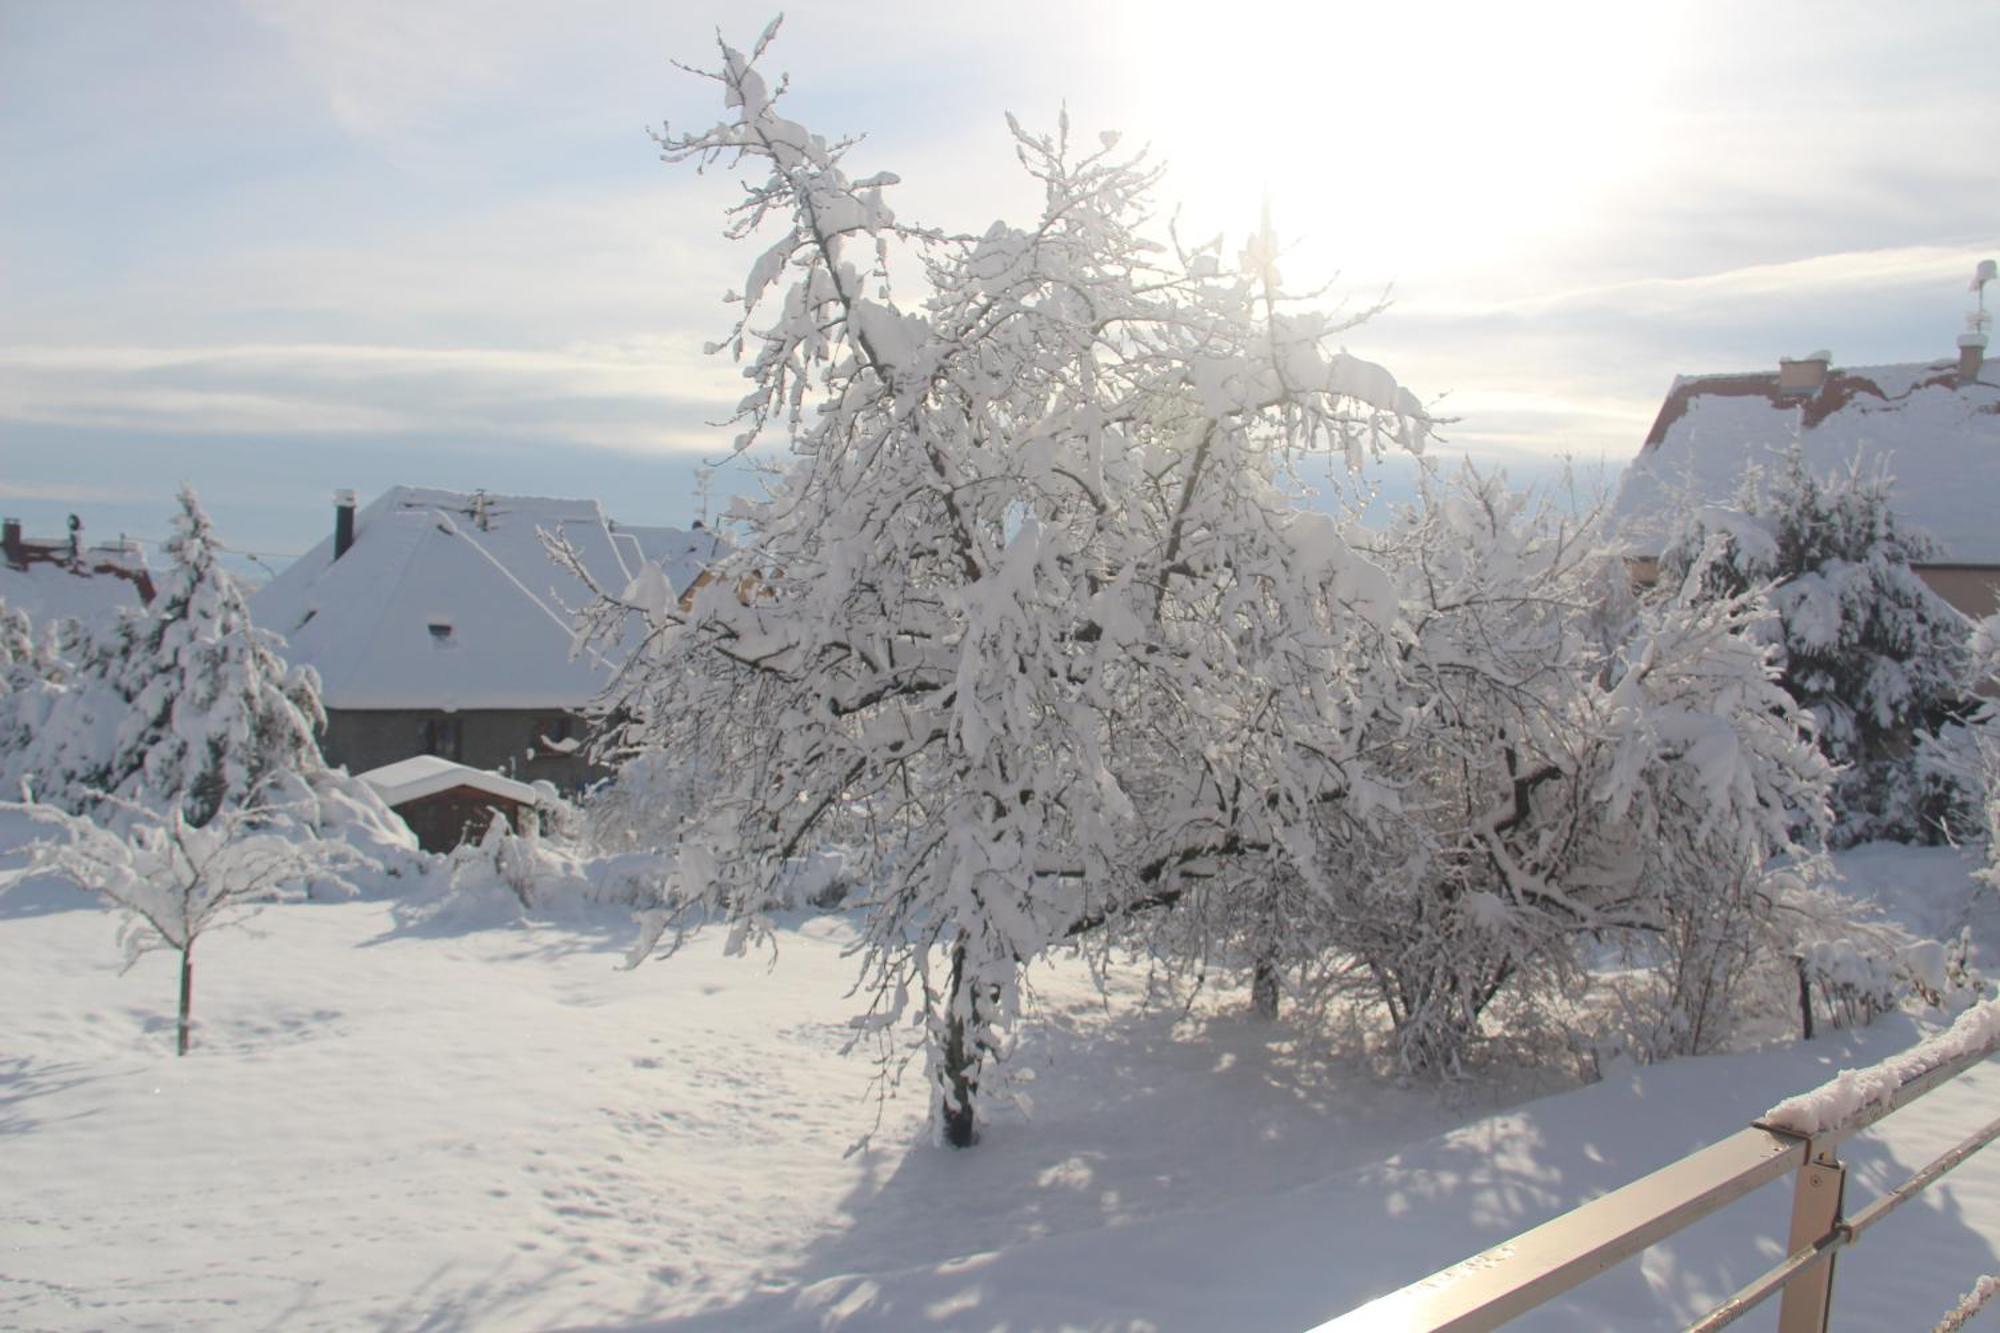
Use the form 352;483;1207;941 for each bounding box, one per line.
1970;258;1997;341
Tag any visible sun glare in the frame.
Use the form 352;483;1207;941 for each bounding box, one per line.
1120;0;1676;286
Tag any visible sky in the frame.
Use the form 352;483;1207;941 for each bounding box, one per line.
2;0;1996;572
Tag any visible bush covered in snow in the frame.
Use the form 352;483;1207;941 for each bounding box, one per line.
1660;446;1975;846
1272;469;1844;1070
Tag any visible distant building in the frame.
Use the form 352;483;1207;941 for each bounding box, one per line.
1612;317;2000;616
253;486;715;789
0;514;155;622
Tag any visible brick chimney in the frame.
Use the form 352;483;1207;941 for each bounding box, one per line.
1777;350;1832;395
1960;332;1988;385
333;489;356;560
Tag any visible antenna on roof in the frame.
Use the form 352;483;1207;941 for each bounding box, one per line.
1970;259;1997;335
1959;260;1994;384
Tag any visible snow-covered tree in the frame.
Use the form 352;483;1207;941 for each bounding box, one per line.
1660;447;1971;845
0;598;67;760
583;27;1864;1135
1279;471;1837;1072
0;797;339;1055
1;486;328;826
583;25;1429;1146
0;598;63;686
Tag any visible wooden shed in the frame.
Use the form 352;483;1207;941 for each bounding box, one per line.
355;755;540;854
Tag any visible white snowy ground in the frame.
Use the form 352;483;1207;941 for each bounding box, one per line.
4;820;1998;1331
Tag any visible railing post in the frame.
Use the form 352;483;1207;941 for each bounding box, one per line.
1776;1149;1846;1333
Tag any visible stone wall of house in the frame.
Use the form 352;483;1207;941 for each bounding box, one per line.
322;708;601;791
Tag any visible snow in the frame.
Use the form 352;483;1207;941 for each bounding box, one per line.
0;554;147;625
1613;358;2000;561
613;523;724;607
251;488;713;710
1939;1274;2000;1332
355;754;539;808
5;818;1999;1332
1762;995;2000;1137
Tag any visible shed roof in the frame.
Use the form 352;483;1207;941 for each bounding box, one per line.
355;754;539;808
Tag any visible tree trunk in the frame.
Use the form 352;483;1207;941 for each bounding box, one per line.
1250;953;1281;1021
1796;954;1815;1041
177;943;194;1057
942;940;978;1149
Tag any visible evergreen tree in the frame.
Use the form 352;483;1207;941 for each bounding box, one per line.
2;487;328;825
0;600;67;773
1661;447;1970;844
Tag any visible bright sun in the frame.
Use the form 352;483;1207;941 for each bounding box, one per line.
1117;0;1678;286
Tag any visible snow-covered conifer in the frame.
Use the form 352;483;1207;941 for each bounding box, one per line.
0;599;68;764
3;487;328;826
115;487;326;823
1661;446;1970;844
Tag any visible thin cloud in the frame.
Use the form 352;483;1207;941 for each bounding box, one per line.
0;338;743;454
0;481;157;505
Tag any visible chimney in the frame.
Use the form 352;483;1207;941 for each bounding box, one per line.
1777;350;1831;395
1;518;20;567
1960;332;1988;385
333;489;356;561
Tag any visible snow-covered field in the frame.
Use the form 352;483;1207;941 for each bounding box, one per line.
4;822;1998;1332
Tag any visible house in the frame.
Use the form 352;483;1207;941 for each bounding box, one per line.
252;486;716;789
354;754;540;853
1611;309;2000;616
0;514;155;622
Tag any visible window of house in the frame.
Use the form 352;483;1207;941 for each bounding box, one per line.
420;715;461;762
535;714;582;755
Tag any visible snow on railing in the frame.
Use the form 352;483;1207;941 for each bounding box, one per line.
1312;997;2000;1333
1761;997;2000;1137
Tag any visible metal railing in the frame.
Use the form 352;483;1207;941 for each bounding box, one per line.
1313;1005;2000;1332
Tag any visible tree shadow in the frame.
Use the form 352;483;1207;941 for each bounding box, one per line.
351;889;647;963
606;1011;2000;1332
602;998;1509;1332
0;873;102;919
0;1054;103;1137
249;1253;680;1333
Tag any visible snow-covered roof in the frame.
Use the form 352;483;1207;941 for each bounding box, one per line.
251;487;715;710
1611;356;2000;562
354;754;539;808
0;542;153;624
610;523;721;602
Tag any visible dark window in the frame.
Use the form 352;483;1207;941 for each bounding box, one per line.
420;715;461;761
535;714;580;755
